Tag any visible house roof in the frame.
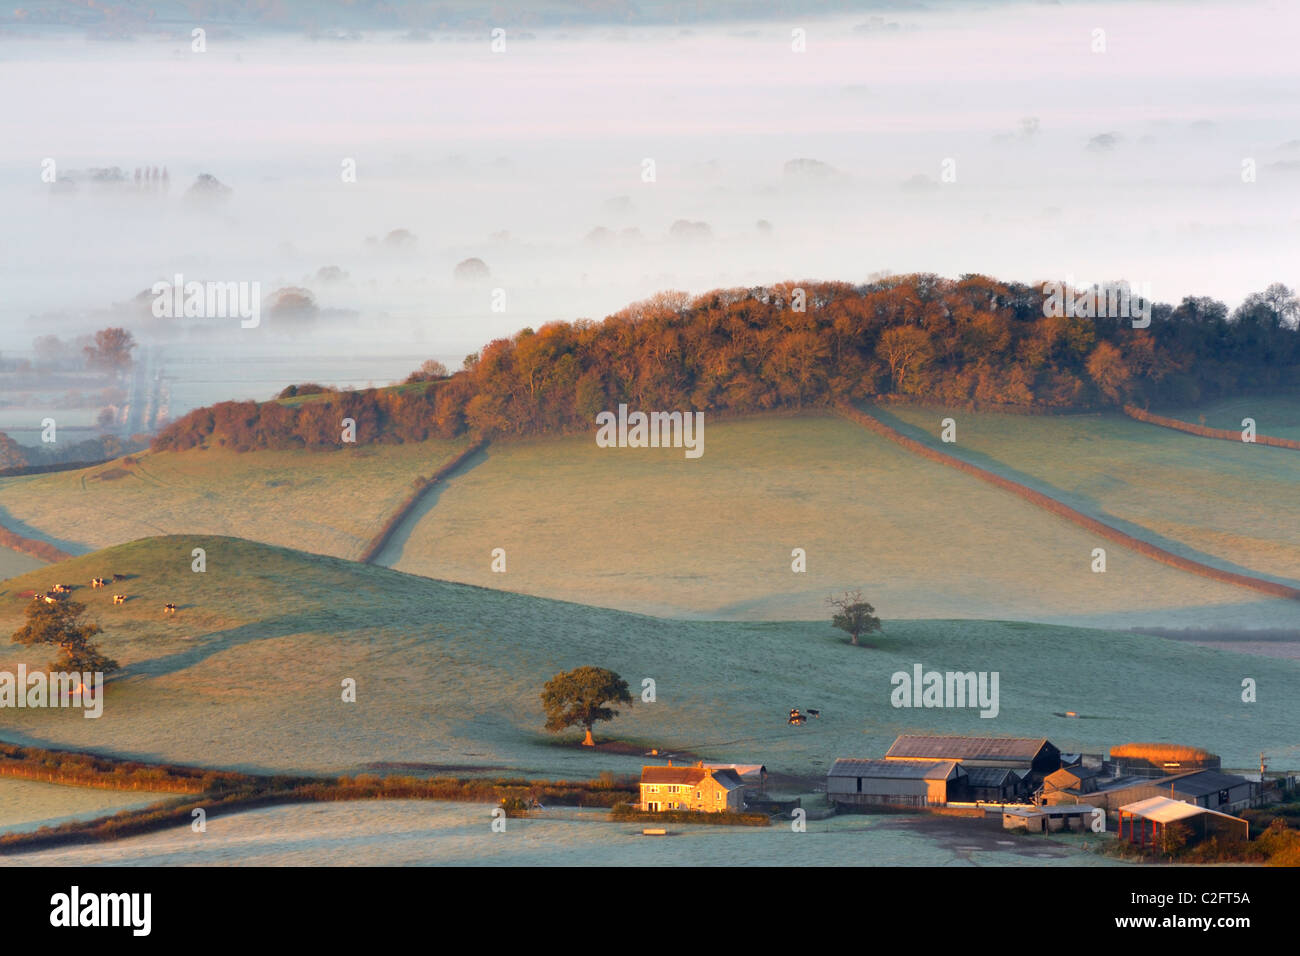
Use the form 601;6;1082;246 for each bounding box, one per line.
1120;796;1245;825
828;758;960;780
885;735;1054;762
641;766;744;790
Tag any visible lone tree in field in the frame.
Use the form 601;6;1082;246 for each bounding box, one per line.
827;590;882;647
541;666;632;747
12;599;119;673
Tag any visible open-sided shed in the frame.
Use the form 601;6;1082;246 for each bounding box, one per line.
1118;796;1248;846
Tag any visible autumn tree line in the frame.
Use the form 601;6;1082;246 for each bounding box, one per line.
152;275;1300;452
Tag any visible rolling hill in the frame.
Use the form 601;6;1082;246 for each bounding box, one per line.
0;438;470;561
2;410;1297;632
1;536;1296;780
378;412;1298;630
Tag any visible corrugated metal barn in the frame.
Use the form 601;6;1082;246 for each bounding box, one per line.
884;735;1061;775
964;766;1025;802
827;758;966;808
1047;769;1256;813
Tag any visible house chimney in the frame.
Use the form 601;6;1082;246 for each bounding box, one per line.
667;758;672;767
696;760;704;768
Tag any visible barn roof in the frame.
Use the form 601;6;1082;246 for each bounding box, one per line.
1120;796;1244;825
828;758;960;780
886;735;1055;762
1159;770;1250;797
966;766;1018;787
702;763;766;779
1047;765;1101;782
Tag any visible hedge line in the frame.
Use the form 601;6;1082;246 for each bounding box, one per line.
1123;405;1300;450
357;440;486;563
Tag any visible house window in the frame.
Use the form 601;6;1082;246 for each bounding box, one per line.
647;785;659;793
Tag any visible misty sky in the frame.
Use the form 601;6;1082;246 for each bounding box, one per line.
1;0;1298;407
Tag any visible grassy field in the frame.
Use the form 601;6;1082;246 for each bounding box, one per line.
0;537;1296;779
0;778;170;834
0;547;44;580
880;405;1300;588
1;800;1123;866
1156;394;1300;442
380;413;1294;630
0;438;469;563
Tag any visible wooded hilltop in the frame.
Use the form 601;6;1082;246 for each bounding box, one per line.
152;274;1300;452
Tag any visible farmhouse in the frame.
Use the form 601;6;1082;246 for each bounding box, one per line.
639;764;745;813
827;758;966;809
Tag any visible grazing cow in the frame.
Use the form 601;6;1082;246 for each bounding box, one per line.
91;577;106;589
51;583;72;594
163;603;177;615
40;594;58;605
112;573;127;582
788;708;807;725
806;709;821;718
113;594;127;605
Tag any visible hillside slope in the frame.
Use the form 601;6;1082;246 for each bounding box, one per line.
1;536;1296;777
881;406;1300;585
381;413;1297;630
0;438;469;561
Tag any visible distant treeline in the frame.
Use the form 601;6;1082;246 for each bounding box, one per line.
0;431;146;471
152;276;1300;452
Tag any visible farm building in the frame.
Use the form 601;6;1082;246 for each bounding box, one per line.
1041;764;1102;800
1117;796;1248;846
639;764;745;813
701;763;767;788
884;735;1061;786
827;758;966;809
1109;742;1221;778
1003;805;1098;834
1046;769;1255;814
964;766;1024;802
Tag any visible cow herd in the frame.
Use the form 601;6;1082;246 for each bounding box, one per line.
30;575;179;617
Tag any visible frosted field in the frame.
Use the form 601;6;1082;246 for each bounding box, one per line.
1160;395;1300;442
0;546;43;580
0;438;468;562
0;778;170;834
881;406;1300;588
3;800;1124;867
0;537;1296;779
382;414;1295;630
